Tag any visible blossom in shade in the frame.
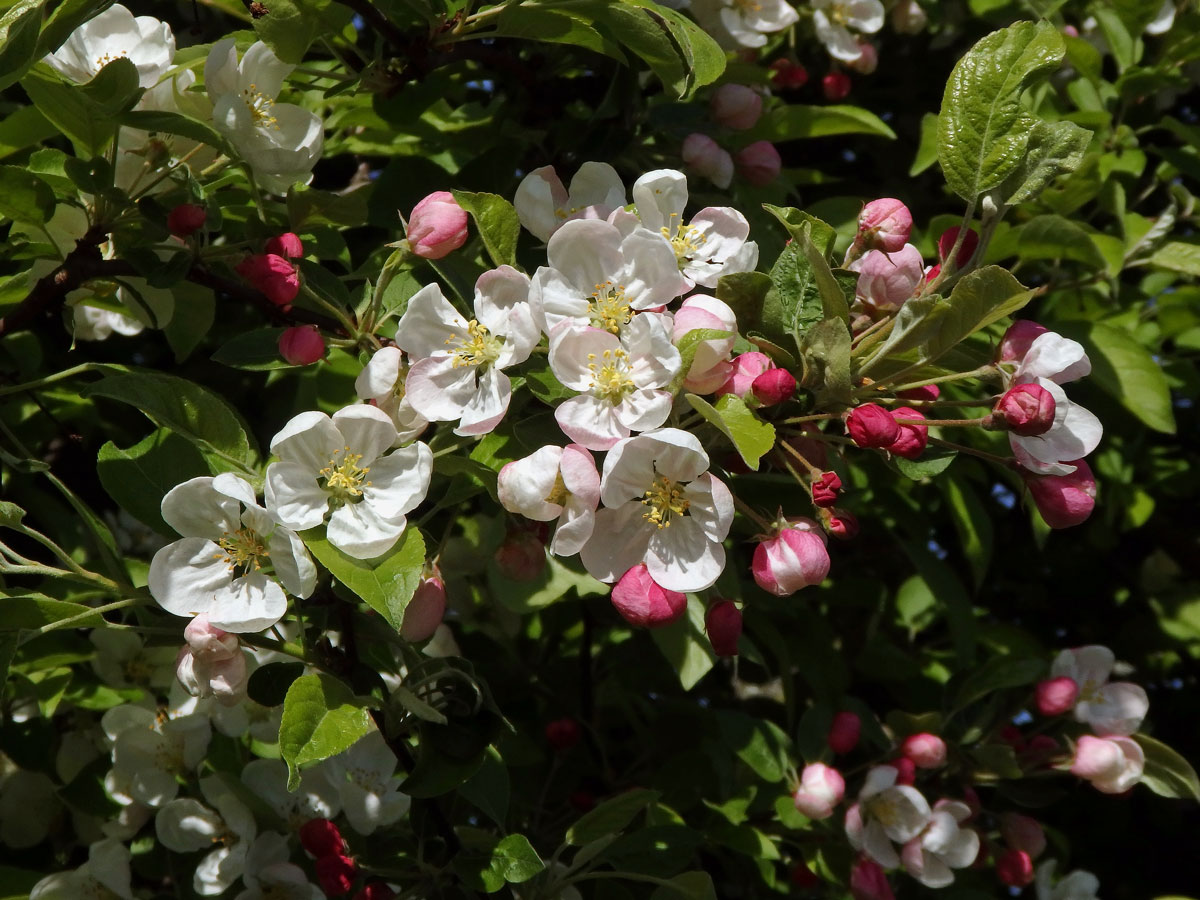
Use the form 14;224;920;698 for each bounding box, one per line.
690;0;800;48
811;0;885;61
328;731;411;836
44;4;175;88
149;473;316;633
1049;645;1149;736
900;799;979;888
855;245;924;312
681;133;734;189
396;269;538;436
1001;813;1047;859
752;518;831;596
175;615;248;703
545;718;582;752
498;444;601;555
1070;734;1144;794
408;191;469;259
1035;860;1101;900
580;429;734;592
241;759;341;829
734;141;782;186
845;766;932;868
769;58;809;88
710;84;763;130
892;0;927;33
316;855;358;897
354;346;429;445
848;40;878;73
155;776;257;895
1024;459;1096;527
610;563;687;627
265;405;432;560
29;838;134;900
514;162;627;242
900;733;946;769
299;819;345;858
792;763;845;819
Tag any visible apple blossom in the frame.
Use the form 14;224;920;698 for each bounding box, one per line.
1035;676;1081;717
72;302;146;340
681;133;734;189
823;71;853;100
793;763;845;819
705;600;743;656
168;203;206;237
812;0;885;61
155;776;257;896
400;573;447;641
1036;860;1101;900
752;518;831;595
710;84;763;130
855;245;924;313
672;295;738;392
149;473;316;633
265;405;432;559
900;799;979;888
850;857;894;900
900;733;947;768
856;199;912;253
498;444;600;555
690;0;800;48
279;325;325;365
238;861;324;900
734;141;782;186
108;705;211;807
90;629;175;689
845;765;932;868
847;403;900;448
888;406;928;459
1070;734;1144;793
328;731;411;835
242;758;342;828
44;4;175;89
1050;645;1149;735
610;563;688;627
829;711;862;754
408;191;469;259
30;838;134;900
1145;0;1176;34
175;615;248;703
514;161;627;242
354;346;429;444
1024;460;1097;528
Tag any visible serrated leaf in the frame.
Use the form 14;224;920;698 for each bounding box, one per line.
685;393;775;470
451;190;520;269
302;527;426;631
1148;240;1200;276
715;270;771;335
279;673;375;790
1135;734;1200;801
999;120;1093;206
120;109;225;149
567;788;661;845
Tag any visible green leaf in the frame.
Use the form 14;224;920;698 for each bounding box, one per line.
163;283;215;363
22;57;143;154
671;328;733;393
302;526;426;631
1017;215;1107;269
941;475;993;588
953;656;1045;710
488;555;606;613
0;502;25;527
910;112;940;176
459;748;510;829
650;872;717;900
1135;734;1200;801
0;594;103;630
0;1;44;93
762;205;838;255
0;164;55;225
120;109;226;150
247;661;306;708
937;21;1066;200
684;393;775;470
567;788;661;845
279;673;375;790
451;190;521;269
81;371;258;473
490;4;627;62
491;834;544;884
799;318;853;408
759;212;843;351
96;429;212;535
755;104;896;141
1148;240;1200;276
715;710;791;783
999;120;1093;206
253;0;351;64
392;684;447;725
212;327;292;370
650;594;717;690
892;446;958;480
715;271;771;336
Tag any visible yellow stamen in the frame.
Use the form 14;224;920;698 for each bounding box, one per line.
587;348;635;402
446;319;503;368
319;446;372;503
215;527;268;573
588;281;632;334
642;475;690;528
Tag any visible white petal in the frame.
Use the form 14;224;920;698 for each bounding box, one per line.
497;446;566;520
455;366;511;436
547;220;625;293
267;527;317;598
646;516;725;592
208;573;288;633
1017;332;1091;384
632;169;688;232
684;473;734;542
550;325;620;390
556;394;630;451
568;162;627;213
161;477;241;539
149;538;232;619
578;504;653;583
1083;682;1149;736
332;404;399;465
514;166;569;241
405;355;478;422
155;799;223;852
619;227;690;307
395;283;465;361
326;502;406;560
862;818;900;868
265;460;329;531
361;442;433;519
270;411;342;471
356;347;403;400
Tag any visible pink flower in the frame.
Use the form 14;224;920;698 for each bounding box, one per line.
734;140;782;186
793;762;845;819
408;191;469;259
399;574;446;642
1023;460;1096;528
995;383;1056;436
1035;676;1080;717
829;711;862;755
705;600;742;657
278;325;325;365
167;203;206;237
752;518;830;596
682;133;734;189
823;71;852;101
811;471;842;508
266;232;304;258
673;295;738;394
611;563;687;627
887;406;928;459
846;403;900;448
857;199;912;253
855;244;924;312
710;84;762;130
235;253;300;307
717;352;772;398
900;733;947;769
1070;734;1144;793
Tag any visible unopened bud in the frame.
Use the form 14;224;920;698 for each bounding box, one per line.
995;849;1035;887
682;133;734;189
792;762;845;819
751;366;795;405
822;71;852;101
900;732;947;769
315;854;358;896
611;563;687;627
266;232;303;258
494;526;547;580
995;384;1056;436
850;857;894;900
828;711;861;755
734;141;782;186
167;203;206;238
400;574;446;642
752;519;830;596
705;600;743;657
1023;460;1096;529
897;384;940;402
768;58;809;89
1035;676;1079;717
856;245;924;312
938;226;980;268
354;884;396;900
300;818;346;858
827;508;859;539
811;471;842;508
710;84;763;130
887;407;928;460
236;253;300;308
857;199;912;253
409;191;469;260
886;756;916;785
846;404;900;449
278;325;325;366
717;352;772;399
1000;813;1046;859
545;717;581;752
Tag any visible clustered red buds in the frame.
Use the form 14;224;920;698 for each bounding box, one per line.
994;383;1056;436
1035;675;1080;716
278;325;325;366
734;140;782;186
267;232;304;258
316;853;359;896
167;203;206;237
811;471;842;508
1023;460;1097;529
828;711;861;755
545;717;582;752
846;404;899;449
709;84;763;130
300;818;346;859
611;563;687;627
822;71;852;101
236;252;300;308
752;518;831;596
900;732;947;769
408;191;469;259
705;600;743;657
888;407;928;460
792;762;845;819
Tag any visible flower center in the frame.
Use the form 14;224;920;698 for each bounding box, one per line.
588;282;632;334
662;220;702;267
733;0;764;13
122;655;154;685
320;447;372;503
216;526;268;574
588;348;635;402
642;475;690;528
94;50;129;72
554;205;585;221
447;319;503;368
544;472;570;507
241;84;279;129
865;791;904;828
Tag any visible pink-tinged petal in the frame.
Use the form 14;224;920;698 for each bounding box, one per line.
1071;735;1126;781
405;355;478;421
1016;332;1091;385
395;283;465;360
208;572;288;633
455;366;511;436
265;460;329;531
578;503;653;583
332;404;398;465
515;166;569;241
613;390;673;433
560;444;601;506
845;803;865;849
326;502;406;560
547;219;625;293
556;394;629;451
270;410;342;471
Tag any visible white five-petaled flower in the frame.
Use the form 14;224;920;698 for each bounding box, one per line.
1051;645;1149;736
811;0;885;62
30;838;134;900
155;776;257;896
579;428;733;592
396;268;539;436
690;0;801;49
241;758;341;829
514;162;628;242
105;704;212;808
265;405;432;560
149;473;316;633
355;346;429;444
549;314;681;450
899;799;979;888
328;730;412;835
236;833;324;900
631;169;759;290
1035;860;1101;900
205;39;324;193
44;4;175;88
498;444;601;556
530;219;689;338
844;765;933;869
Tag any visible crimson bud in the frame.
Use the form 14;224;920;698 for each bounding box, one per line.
846;404;900;449
611;564;686;627
167;203;206;237
828;711;861;755
354;884;396;900
995;383;1056;436
717;351;772;398
811;471;842;508
1035;676;1079;717
315;854;358;896
886;756;916;785
998;320;1049;363
750;366;795;405
1023;460;1097;529
827;508;859;539
995;849;1035;888
705;600;742;657
897;384;940;402
790;861;819;888
266;232;303;258
768;58;809;89
887;407;928;459
278;325;325;366
938;226;980;268
299;818;345;858
822;71;852;101
545;717;581;752
235;253;300;308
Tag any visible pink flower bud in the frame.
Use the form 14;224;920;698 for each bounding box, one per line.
1062;24;1080;37
923;262;941;284
674;295;738;393
266;232;304;258
769;58;809;89
848;41;878;74
734;141;782;186
1023;460;1096;529
183;614;236;655
705;600;743;657
751;367;796;405
409;191;469;259
235;253;300;308
545;717;581;752
167;203;206;237
752;519;830;596
811;471;842;508
300;818;346;858
1070;734;1145;793
938;226;980;268
278;325;325;366
887;407;928;460
494;525;547;580
828;711;861;755
998;320;1050;363
822;71;852;101
612;564;687;627
846;404;900;449
316;854;358;896
856;245;924;312
827;508;859;539
354;884;396;900
682;133;734;189
176;615;246;703
897;384;940;402
900;732;947;769
1035;676;1080;717
886;756;916;785
400;575;446;642
710;84;763;130
850;857;894;900
995;849;1035;887
717;352;772;398
792;763;845;819
1000;813;1046;859
857;199;912;253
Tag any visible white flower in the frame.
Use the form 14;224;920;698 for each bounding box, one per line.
355;347;429;444
1051;645;1149;736
149;473;316;632
549;315;681;450
242;758;342;829
631;169;759;290
690;0;800;48
107;704;211;807
899;799;979;888
205;39;323;193
72;303;145;340
44;4;175;89
1145;0;1175;35
811;0;885;61
265;405;431;559
1036;860;1101;900
844;766;933;869
1012;332;1092;386
90;629;176;689
236;833;324;900
530;219;689;337
396;268;539;436
498;444;601;556
1009;332;1101;476
514;162;628;241
328;731;411;835
156;776;257;896
579;428;733;592
30;838;134;900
